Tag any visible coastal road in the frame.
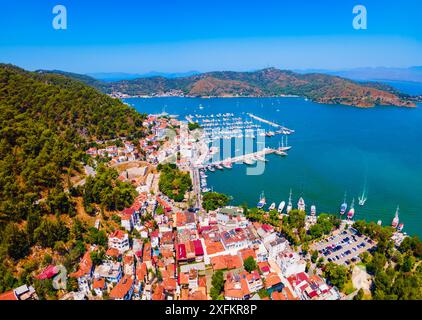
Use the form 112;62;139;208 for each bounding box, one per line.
191;168;202;209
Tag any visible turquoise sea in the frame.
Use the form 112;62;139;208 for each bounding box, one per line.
126;95;422;237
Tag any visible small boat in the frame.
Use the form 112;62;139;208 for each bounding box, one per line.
347;199;355;220
398;223;404;232
208;166;216;172
278;201;286;213
358;183;368;206
202;188;211;193
340;202;348;216
244;158;256;165
223;162;233;169
287;189;293;214
257;192;266;209
391;206;400;228
377;220;382;226
358;193;367;206
275;150;287;156
297;197;306;212
269;203;276;211
279;136;292;151
340;193;348;216
215;164;224;170
311;205;316;216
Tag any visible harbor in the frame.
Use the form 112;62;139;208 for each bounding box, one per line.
187;112;295;142
128;96;422;237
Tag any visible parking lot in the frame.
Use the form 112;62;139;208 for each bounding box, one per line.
311;228;376;266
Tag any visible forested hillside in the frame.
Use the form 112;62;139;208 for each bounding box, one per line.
0;64;145;294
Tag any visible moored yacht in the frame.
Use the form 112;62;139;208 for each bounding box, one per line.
297;197;306;212
278;201;286;213
257;192;266;209
391;206;400;228
340;193;347;216
347;199;355;220
269;203;276;211
311;205;316;216
287;189;293;214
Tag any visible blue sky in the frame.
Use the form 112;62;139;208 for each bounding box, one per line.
0;0;421;73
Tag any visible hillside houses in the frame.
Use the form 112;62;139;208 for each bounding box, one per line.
63;199;342;301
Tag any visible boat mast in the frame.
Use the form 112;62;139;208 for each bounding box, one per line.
288;189;292;205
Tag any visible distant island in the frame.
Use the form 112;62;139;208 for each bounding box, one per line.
38;67;420;108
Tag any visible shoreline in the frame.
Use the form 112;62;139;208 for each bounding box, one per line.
121;95;419;109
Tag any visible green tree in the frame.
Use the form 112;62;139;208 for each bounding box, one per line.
354;288;365;300
210;270;225;300
202;192;230;212
311;250;319;263
323;263;350;291
1;223;30;261
243;256;258;273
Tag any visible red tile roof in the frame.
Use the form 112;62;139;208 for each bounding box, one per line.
210;255;243;271
192;240;204;256
35;265;58;280
109;275;134;299
176;243;187;260
93;278;106;289
69;251;92;278
265;273;282;289
0;290;17;301
152;284;165;300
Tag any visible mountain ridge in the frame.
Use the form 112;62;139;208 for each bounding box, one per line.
38;67;418;108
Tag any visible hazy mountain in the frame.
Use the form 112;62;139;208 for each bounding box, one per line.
299;67;422;83
87;71;201;82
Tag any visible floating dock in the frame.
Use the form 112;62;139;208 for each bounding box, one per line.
247;113;295;133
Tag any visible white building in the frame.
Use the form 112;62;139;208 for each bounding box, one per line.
264;237;287;259
108;230;130;254
276;251;307;277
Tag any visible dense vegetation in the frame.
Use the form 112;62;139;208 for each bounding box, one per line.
0;64;146;295
353;220;422;300
158;164;192;202
80;165;137;213
202;192;230;212
0;64;146;224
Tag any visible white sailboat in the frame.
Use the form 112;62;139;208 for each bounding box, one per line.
257;191;266;209
287;189;293;214
298;197;306;212
279;135;292;152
